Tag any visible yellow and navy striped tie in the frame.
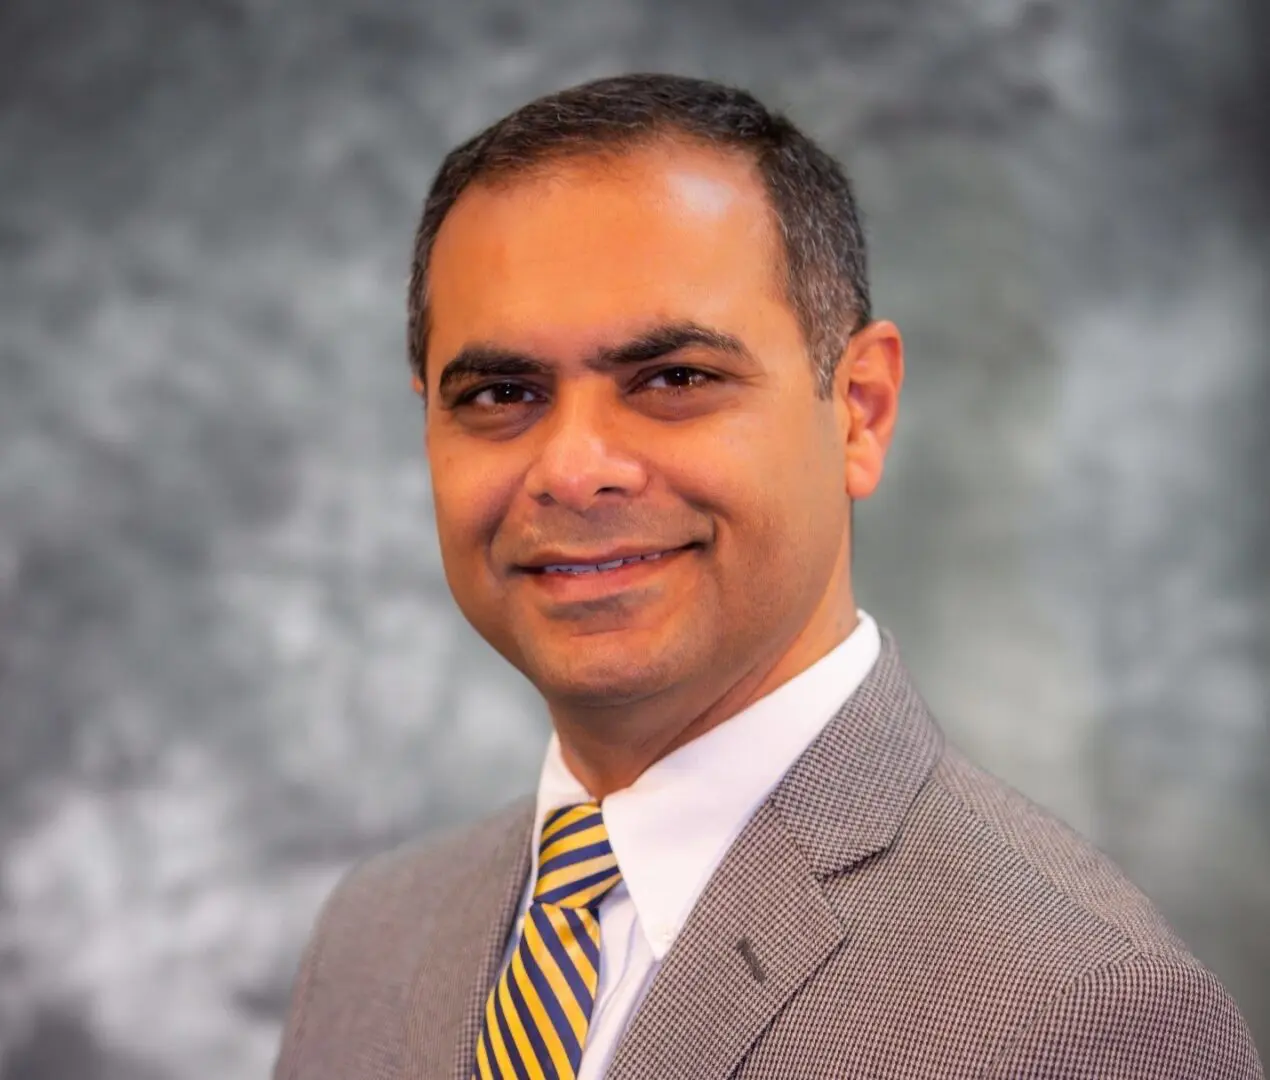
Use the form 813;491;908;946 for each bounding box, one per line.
474;801;622;1080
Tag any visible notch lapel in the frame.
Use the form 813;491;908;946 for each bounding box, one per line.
605;799;846;1080
607;632;942;1079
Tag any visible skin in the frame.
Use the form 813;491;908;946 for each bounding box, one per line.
420;139;903;799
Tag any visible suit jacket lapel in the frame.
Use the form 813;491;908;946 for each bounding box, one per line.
398;800;534;1080
607;631;943;1079
605;799;847;1080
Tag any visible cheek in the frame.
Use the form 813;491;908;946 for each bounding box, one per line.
711;422;841;553
430;463;505;563
681;449;794;569
708;412;823;504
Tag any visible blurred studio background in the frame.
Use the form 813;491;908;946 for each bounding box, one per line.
1;1;1268;1077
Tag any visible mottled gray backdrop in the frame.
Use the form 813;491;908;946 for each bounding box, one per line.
1;1;1267;1076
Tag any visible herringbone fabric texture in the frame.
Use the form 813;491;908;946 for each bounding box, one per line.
272;631;1265;1080
473;803;621;1080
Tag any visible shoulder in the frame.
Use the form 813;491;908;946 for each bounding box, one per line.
924;747;1182;953
328;797;534;914
310;794;535;947
272;796;534;1079
991;951;1264;1078
908;750;1262;1076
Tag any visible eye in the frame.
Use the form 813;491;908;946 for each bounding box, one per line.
457;382;544;408
638;366;717;392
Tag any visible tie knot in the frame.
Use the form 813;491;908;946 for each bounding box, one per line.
533;802;621;909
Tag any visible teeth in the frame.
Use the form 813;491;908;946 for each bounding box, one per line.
541;551;666;575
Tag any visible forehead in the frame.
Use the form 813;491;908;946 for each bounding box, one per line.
425;141;787;362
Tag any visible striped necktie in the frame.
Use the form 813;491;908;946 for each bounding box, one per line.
474;801;622;1080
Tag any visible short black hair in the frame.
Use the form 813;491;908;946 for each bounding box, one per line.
407;72;871;398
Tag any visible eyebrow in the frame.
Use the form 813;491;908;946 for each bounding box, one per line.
435;321;755;399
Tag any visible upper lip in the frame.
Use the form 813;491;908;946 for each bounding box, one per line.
515;544;691;571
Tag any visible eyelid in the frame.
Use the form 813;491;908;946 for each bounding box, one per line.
452;380;545;407
633;363;719;388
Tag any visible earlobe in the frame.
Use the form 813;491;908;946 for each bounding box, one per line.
844;448;883;500
843;421;884;499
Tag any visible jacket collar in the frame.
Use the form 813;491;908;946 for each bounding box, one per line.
606;630;943;1080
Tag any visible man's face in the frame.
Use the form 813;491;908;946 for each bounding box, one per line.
423;141;855;710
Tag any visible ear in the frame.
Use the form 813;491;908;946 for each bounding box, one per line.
832;320;904;501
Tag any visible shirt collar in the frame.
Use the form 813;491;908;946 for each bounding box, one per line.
530;610;881;959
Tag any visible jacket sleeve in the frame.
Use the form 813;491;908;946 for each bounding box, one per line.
992;953;1264;1080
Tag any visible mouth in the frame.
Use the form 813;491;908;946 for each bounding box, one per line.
524;550;677;576
517;543;701;576
512;543;701;603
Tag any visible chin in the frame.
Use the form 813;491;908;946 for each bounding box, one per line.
530;654;677;709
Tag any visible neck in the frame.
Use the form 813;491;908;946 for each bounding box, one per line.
549;591;860;800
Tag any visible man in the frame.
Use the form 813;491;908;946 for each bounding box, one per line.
273;74;1263;1079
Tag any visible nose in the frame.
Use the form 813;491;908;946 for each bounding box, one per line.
523;387;648;512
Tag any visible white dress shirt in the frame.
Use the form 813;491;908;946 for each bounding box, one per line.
499;610;881;1080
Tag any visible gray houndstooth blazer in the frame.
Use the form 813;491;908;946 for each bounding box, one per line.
273;632;1264;1079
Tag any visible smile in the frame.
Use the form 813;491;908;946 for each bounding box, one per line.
537;552;669;575
515;544;699;603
